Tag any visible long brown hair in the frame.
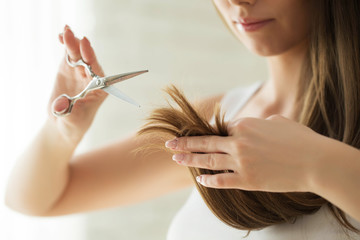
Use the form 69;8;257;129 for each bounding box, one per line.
137;0;360;234
298;0;360;233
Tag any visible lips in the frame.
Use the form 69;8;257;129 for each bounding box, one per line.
233;18;274;32
233;17;271;24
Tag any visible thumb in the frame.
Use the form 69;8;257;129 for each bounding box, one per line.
52;95;70;114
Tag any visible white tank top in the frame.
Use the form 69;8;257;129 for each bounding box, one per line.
167;81;360;240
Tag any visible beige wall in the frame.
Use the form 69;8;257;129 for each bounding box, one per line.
81;0;267;239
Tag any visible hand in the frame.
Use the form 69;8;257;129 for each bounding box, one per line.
48;25;107;142
165;115;326;193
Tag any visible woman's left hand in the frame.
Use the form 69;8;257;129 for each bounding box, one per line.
165;115;328;193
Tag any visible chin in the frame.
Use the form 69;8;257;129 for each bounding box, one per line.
244;42;281;57
243;39;303;57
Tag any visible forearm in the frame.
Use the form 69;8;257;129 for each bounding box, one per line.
5;119;80;215
311;137;360;222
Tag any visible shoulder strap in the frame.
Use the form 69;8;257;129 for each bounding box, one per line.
218;81;263;122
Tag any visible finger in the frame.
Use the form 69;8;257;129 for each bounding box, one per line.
63;27;81;61
79;37;104;77
58;33;64;44
58;25;68;44
196;173;241;189
165;135;234;153
173;153;235;170
64;24;70;31
52;95;70;114
227;117;261;136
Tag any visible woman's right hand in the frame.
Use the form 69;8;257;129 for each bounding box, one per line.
48;26;107;143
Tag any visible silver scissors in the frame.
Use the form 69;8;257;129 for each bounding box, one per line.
53;54;148;117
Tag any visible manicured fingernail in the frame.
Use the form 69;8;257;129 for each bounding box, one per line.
172;154;184;161
165;139;178;149
65;26;73;35
196;176;202;184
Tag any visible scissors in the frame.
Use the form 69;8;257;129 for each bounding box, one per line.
53;54;148;117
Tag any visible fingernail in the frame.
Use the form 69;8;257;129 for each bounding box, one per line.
196;176;202;184
65;26;73;34
165;139;178;149
172;154;184;161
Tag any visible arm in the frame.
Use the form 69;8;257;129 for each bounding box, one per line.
5;120;192;216
5;26;224;216
165;114;360;222
311;136;360;222
6;96;223;217
42;93;223;216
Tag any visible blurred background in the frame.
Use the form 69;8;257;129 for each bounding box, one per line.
0;0;267;239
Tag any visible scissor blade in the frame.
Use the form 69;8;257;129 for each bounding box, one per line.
103;85;141;108
103;70;148;86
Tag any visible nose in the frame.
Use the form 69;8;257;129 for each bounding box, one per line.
228;0;256;6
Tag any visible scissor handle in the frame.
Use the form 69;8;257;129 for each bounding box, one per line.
52;94;77;117
66;54;96;77
53;54;145;117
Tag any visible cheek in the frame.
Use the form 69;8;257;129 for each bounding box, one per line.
217;0;312;56
251;17;310;56
273;1;312;52
240;17;311;56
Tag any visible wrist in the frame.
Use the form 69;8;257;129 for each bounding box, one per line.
45;118;85;148
308;135;359;197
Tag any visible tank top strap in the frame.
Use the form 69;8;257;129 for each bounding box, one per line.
210;81;264;124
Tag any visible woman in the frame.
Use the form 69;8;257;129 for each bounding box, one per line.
5;0;360;239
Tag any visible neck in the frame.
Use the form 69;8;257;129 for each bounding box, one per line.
261;40;308;116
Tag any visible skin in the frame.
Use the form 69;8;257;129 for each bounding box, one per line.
5;0;360;225
5;26;197;216
167;0;360;223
